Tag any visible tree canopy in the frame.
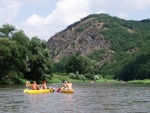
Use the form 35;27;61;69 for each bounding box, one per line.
0;24;52;84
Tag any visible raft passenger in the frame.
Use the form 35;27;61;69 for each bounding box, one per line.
67;81;73;90
40;81;47;89
31;81;40;90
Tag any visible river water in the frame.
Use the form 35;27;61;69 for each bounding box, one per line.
0;83;150;113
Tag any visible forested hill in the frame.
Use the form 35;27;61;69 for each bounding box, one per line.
48;14;150;81
47;14;150;62
0;14;149;84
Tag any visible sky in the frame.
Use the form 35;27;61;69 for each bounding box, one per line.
0;0;150;41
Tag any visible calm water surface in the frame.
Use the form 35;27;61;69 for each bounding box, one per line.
0;83;150;113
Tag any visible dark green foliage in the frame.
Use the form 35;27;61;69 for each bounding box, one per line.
0;71;24;84
52;61;65;73
99;24;144;51
0;24;52;84
64;55;98;79
141;18;150;23
118;43;150;81
12;30;30;47
0;38;24;80
87;49;104;61
65;55;81;74
0;24;15;37
25;37;52;82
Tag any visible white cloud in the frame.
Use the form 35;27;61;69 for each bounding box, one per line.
130;0;150;10
1;0;150;41
25;14;45;26
90;0;150;20
54;0;91;24
19;0;91;40
0;0;22;26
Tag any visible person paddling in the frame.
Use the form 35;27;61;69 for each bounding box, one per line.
61;80;68;90
57;80;68;92
40;80;47;89
30;81;40;90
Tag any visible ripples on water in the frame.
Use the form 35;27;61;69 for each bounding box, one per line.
0;83;150;113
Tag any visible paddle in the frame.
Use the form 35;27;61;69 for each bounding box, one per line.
56;88;61;92
57;80;67;92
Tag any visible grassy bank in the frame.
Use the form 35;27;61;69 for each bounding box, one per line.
96;79;120;83
50;73;120;83
128;79;150;84
50;74;88;83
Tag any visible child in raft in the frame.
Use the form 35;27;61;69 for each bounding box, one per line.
26;81;31;87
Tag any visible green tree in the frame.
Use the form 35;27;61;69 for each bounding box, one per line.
25;37;52;82
0;24;15;37
0;24;53;84
64;55;98;79
12;30;30;47
53;61;65;73
118;43;150;81
0;38;28;81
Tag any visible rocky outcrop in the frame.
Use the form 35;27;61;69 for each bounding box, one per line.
47;16;112;62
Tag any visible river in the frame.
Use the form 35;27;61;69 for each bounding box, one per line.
0;83;150;113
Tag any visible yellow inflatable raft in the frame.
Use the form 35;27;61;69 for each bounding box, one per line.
24;88;54;94
61;89;74;93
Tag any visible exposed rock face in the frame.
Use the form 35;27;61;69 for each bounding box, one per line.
47;17;112;62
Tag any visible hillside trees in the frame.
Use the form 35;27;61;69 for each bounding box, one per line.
51;14;150;81
118;43;150;81
64;55;98;79
52;61;65;73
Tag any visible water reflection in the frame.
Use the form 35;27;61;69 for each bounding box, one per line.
0;83;150;113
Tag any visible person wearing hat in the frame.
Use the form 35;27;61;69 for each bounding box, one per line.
58;80;67;91
56;80;69;92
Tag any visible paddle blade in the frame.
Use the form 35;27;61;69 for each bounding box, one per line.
57;88;61;92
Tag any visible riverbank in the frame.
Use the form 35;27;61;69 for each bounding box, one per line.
51;74;150;84
1;73;150;85
128;79;150;84
50;74;120;83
